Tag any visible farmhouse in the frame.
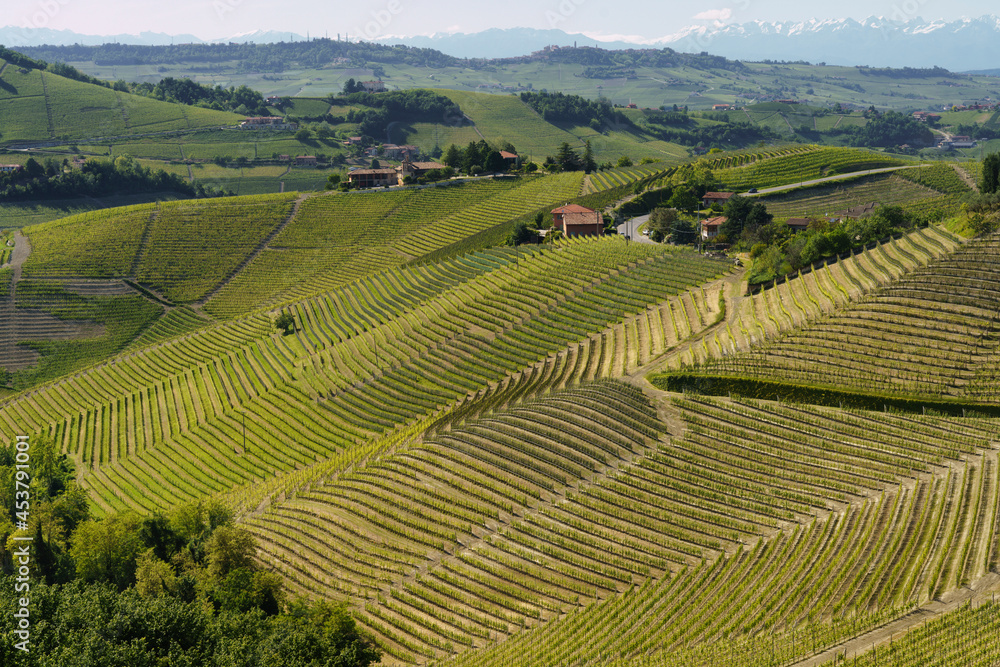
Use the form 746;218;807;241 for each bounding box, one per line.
0;164;23;173
701;216;726;239
240;116;297;130
399;159;448;183
348;168;398;188
500;150;520;168
713;104;732;110
786;218;811;232
360;80;388;93
912;111;941;123
948;136;977;148
551;204;603;237
702;192;735;207
295;156;318;167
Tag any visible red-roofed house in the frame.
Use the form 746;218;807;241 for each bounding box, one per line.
702;192;735;207
552;204;603;237
500;150;519;168
701;216;726;240
786;218;811;232
399;159;448;183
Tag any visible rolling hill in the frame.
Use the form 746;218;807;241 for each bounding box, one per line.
1;138;999;665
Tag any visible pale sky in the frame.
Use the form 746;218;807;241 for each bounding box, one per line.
4;0;997;42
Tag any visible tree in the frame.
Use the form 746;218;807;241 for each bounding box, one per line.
370;158;380;169
508;221;540;246
555;142;581;171
274;312;295;335
582;140;597;174
325;173;341;190
443;144;462;169
342;78;359;94
616;155;633;168
485;150;506;173
981;153;1000;194
721;194;754;238
294;128;311;141
69;512;144;590
668;187;699;213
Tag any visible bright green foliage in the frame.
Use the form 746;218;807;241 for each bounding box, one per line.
135;194;297;303
693;232;1000;400
21;204;154;278
714;145;907;191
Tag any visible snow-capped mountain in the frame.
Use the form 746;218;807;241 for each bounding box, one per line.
654;15;1000;69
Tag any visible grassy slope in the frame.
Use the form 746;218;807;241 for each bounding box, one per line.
0;59;240;145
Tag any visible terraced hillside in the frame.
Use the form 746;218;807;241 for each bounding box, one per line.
672;231;1000;402
4;148;1000;667
0;237;727;516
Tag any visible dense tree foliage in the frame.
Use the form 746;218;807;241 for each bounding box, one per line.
0;580;380;666
843;111;934;147
981;153;1000;194
520;91;630;129
745;205;923;284
330;89;465;139
0;156;227;201
124;77;268;114
0;435;380;666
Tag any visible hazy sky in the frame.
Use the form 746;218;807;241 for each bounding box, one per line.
8;0;999;41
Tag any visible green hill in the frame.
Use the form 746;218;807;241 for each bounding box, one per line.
0;57;240;145
2;137;1000;665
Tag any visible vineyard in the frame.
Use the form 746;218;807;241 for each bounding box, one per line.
0;57;239;145
3;140;1000;667
670;232;1000;401
713;146;908;191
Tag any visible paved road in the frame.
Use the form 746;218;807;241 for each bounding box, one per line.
743;164;928;197
616;214;656;244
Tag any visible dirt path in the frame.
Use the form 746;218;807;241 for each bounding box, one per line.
790;573;1000;666
195;192;310;307
625;267;746;385
950;162;979;191
0;231;34;371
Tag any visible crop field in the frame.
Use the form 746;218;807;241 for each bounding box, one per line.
715;146;908;191
0;57;240;146
203;174;585;318
3;134;1000;666
672;230;1000;402
755;173;950;220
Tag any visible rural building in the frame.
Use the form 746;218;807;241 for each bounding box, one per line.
240;116;297;130
344;136;365;146
912;111;941;123
500;150;520;168
295;156;318;167
713;104;732;110
702;192;735;207
348;168;398;188
786;218;811;232
948;136;977;148
551;204;603;237
0;164;23;173
360;80;388;93
399;159;448;183
701;216;726;239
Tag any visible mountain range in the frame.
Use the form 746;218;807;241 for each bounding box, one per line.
4;16;1000;70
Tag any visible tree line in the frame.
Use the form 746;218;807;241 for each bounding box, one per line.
0;436;380;666
0;156;229;201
